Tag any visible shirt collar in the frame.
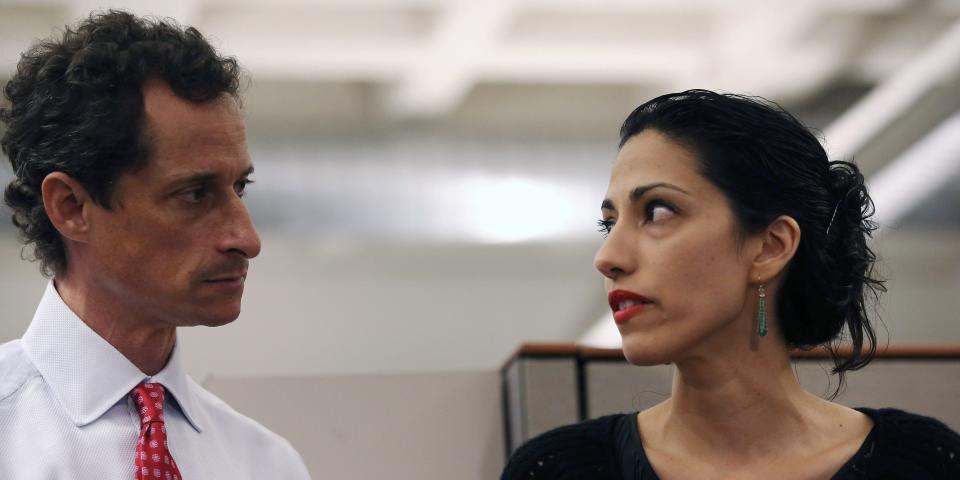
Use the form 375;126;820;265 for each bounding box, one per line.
22;281;204;432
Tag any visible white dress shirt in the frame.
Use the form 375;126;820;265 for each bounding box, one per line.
0;282;311;479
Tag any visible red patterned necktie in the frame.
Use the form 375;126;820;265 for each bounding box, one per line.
131;383;183;480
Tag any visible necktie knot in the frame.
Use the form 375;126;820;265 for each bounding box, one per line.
131;383;166;424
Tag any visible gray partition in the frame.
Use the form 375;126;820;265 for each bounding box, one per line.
502;356;581;454
503;346;960;457
205;370;504;480
795;359;960;428
584;361;673;419
586;359;960;431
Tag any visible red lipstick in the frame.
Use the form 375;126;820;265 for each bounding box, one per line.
608;289;653;324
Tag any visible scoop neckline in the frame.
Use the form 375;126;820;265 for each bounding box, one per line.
619;407;882;480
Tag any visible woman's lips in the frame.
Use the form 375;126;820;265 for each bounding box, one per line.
613;303;647;324
608;289;653;324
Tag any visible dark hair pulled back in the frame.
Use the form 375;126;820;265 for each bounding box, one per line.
619;89;886;396
1;10;242;276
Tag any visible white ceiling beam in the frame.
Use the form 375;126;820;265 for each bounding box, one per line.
382;0;514;118
233;43;700;85
482;46;698;84
695;3;854;102
229;44;412;82
869;111;960;230
824;18;960;161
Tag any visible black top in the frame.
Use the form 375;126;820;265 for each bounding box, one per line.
502;408;960;479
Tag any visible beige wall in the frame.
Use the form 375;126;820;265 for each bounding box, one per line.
204;371;505;480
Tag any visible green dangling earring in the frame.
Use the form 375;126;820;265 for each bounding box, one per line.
757;283;767;337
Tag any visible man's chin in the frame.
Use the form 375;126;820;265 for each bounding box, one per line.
182;305;242;327
198;315;240;328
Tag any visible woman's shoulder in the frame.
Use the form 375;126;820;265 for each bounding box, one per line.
501;414;629;480
854;407;960;477
866;407;960;440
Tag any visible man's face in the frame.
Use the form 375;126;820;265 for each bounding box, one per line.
84;80;261;328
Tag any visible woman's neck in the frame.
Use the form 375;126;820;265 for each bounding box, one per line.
648;334;828;462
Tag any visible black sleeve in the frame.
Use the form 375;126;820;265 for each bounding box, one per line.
501;415;623;480
864;408;960;479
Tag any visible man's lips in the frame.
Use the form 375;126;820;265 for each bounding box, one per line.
204;271;247;283
608;289;654;324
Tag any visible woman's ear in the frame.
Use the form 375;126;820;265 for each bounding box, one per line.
751;215;801;282
41;172;93;243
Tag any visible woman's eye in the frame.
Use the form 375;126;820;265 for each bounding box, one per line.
644;200;675;223
597;218;615;238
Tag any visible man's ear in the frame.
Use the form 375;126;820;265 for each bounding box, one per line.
41;172;94;243
750;215;801;283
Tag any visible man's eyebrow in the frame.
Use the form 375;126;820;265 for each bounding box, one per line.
167;166;255;186
168;172;217;186
600;182;689;211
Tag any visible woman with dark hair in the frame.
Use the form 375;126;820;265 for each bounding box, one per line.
502;90;960;479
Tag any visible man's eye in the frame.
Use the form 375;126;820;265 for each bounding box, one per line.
181;186;209;203
235;179;254;197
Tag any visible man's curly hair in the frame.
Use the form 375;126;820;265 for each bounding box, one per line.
1;10;242;277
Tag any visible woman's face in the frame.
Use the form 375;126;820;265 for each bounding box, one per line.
594;129;757;365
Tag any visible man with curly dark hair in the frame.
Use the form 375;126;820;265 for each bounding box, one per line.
0;11;310;479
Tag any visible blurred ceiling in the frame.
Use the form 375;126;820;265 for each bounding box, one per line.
1;0;958;122
1;0;959;239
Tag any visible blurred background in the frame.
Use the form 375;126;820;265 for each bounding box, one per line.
1;0;959;477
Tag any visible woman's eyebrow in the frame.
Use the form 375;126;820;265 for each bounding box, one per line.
601;182;689;210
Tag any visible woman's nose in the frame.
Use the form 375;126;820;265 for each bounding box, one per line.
594;230;633;280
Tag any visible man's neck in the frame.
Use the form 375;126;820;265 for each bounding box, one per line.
54;275;176;375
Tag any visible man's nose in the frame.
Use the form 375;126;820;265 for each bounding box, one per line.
220;196;261;259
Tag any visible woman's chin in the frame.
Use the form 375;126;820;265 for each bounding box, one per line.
621;338;675;366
